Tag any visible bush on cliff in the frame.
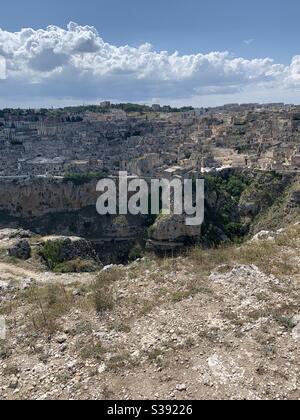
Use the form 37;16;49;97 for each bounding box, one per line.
128;244;144;261
63;172;106;186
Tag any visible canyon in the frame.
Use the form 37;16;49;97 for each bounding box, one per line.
0;103;299;261
0;103;299;400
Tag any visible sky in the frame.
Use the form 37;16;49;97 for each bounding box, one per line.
0;0;300;108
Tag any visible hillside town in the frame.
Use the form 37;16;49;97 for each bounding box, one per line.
0;102;299;179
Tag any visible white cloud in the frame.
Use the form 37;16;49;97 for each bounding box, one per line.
0;55;6;79
244;39;254;46
0;22;299;106
284;55;300;88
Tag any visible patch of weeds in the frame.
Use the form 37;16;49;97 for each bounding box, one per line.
3;364;20;376
0;301;15;316
151;271;166;283
262;344;276;357
222;310;246;327
147;348;164;362
170;280;212;303
170;290;191;303
55;370;74;384
70;320;93;336
24;283;73;335
102;385;115;399
54;258;98;273
184;336;196;349
108;319;131;333
107;350;133;371
198;327;222;344
78;340;107;361
91;270;120;314
0;341;12;360
255;292;268;302
188;223;300;279
138;299;157;316
128;244;144;262
4;256;21;265
38;352;50;364
274;315;294;330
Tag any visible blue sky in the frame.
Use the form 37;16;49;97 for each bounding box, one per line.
0;0;300;107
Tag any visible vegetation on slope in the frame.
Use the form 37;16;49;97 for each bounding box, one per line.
63;172;107;186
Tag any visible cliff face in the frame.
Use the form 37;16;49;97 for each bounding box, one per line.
0;178;99;218
0;177;145;263
0;170;299;256
238;171;300;234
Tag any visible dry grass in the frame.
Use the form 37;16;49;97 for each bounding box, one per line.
0;341;12;360
107;319;132;333
91;268;122;314
53;258;98;273
188;224;300;279
106;350;133;371
23;283;74;334
78;340;107;361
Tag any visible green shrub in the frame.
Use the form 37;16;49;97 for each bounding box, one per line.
41;241;62;270
224;222;245;239
63;172;106;186
53;258;98;273
25;283;73;334
129;245;144;261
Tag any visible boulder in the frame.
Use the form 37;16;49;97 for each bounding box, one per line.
41;236;100;268
251;230;276;242
291;315;300;326
0;281;9;291
8;239;31;260
149;214;201;242
0;229;33;240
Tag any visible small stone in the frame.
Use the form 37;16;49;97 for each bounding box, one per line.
98;363;106;374
56;334;68;344
9;376;19;390
292;324;300;341
59;344;68;352
0;281;9;291
176;383;187;392
291;315;300;327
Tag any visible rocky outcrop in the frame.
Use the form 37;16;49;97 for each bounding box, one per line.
41;236;99;263
291;316;300;341
8;239;31;260
0;170;298;259
149;214;201;242
0;178;99;218
147;214;202;253
0;229;33;240
290;191;300;207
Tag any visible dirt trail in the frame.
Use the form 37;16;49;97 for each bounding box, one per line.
0;262;96;285
0;262;41;281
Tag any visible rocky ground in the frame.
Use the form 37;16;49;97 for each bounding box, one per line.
0;224;299;400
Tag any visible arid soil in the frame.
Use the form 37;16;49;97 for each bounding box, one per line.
0;225;299;400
